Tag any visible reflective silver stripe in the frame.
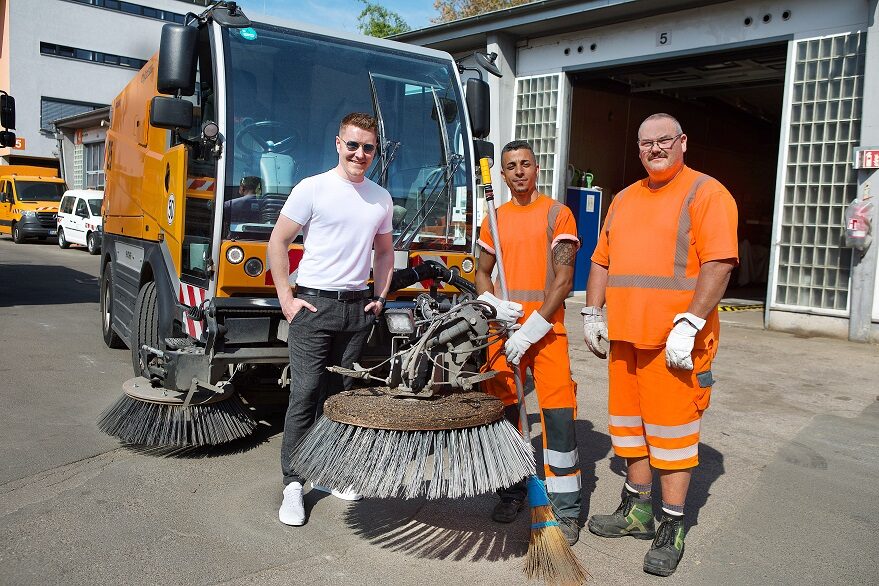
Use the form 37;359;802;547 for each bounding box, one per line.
611;434;647;448
545;474;582;494
508;289;546;302
644;420;701;439
649;443;699;461
607;275;697;290
607;173;712;291
609;415;643;427
674;174;710;278
545;448;579;469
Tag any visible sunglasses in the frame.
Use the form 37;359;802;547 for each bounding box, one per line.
339;137;376;154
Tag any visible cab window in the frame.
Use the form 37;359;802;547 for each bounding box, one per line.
60;195;75;214
3;181;14;203
75;199;89;218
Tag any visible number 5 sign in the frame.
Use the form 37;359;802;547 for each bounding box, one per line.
13;136;25;150
656;31;672;47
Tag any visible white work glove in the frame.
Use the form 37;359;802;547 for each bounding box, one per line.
504;311;552;365
581;307;609;359
477;292;524;326
665;312;706;371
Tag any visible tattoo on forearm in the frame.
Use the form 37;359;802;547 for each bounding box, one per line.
553;241;577;266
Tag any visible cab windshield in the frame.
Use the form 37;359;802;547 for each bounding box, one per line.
15;182;65;202
223;24;472;251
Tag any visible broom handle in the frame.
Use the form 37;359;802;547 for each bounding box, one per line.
480;158;531;444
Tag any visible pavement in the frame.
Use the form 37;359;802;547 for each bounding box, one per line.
1;237;878;585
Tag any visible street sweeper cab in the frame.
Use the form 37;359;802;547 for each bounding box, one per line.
98;2;497;446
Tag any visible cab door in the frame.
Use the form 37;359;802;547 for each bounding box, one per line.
70;197;90;245
0;180;14;234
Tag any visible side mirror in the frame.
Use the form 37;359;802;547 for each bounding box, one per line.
473;139;495;168
466;78;490;139
157;24;198;96
150;96;194;130
0;130;15;148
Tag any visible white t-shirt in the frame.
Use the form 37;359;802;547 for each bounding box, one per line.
279;169;393;291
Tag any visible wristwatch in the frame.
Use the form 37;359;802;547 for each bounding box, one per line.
375;296;387;306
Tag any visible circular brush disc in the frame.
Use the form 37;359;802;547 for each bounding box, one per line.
122;377;234;406
324;388;504;431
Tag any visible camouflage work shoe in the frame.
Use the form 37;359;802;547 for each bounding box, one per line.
643;514;686;577
587;489;655;539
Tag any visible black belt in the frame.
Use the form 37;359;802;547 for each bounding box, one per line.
296;286;371;302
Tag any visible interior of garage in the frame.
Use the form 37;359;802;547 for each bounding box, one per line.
566;44;787;300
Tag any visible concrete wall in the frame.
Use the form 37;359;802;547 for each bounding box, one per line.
1;0;196;161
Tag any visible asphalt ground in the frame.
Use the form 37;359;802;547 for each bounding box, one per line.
1;236;877;585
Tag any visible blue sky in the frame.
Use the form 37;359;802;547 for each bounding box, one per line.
233;0;438;33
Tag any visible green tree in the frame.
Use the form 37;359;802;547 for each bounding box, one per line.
357;1;411;38
432;0;532;23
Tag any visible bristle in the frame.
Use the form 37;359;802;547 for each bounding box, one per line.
290;416;535;500
97;393;257;447
524;505;590;585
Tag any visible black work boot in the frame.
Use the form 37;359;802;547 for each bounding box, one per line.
587;488;655;539
559;517;580;546
643;514;686;577
492;496;524;523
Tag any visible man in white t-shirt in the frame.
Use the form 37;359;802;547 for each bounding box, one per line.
268;112;394;527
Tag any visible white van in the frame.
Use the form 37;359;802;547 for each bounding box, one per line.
57;189;104;255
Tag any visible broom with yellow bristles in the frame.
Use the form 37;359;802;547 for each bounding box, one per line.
479;157;588;585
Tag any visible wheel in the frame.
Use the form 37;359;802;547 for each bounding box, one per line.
86;232;100;255
12;222;24;243
58;228;70;249
131;281;161;376
100;263;126;349
235;119;299;156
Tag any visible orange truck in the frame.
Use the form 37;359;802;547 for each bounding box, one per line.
99;3;495;418
0;166;66;243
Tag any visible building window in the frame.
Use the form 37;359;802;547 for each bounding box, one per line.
41;97;107;133
85;142;106;190
773;31;866;313
62;0;191;23
514;74;561;197
41;42;147;70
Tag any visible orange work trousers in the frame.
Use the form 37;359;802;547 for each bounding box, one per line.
607;341;716;470
483;328;580;517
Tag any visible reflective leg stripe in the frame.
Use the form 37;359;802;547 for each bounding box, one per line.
544;474;581;494
648;443;699;462
644;420;701;439
609;415;644;427
545;448;578;469
611;434;647;448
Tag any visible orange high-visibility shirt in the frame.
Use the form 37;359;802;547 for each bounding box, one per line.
479;195;579;329
591;166;738;348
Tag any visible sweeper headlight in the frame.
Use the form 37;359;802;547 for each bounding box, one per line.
384;308;415;334
244;257;264;277
226;246;244;264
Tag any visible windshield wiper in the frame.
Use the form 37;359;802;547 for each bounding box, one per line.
393;154;463;250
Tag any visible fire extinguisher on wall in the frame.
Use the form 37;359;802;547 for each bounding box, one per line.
844;185;874;252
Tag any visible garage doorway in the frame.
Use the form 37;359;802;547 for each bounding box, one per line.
567;43;787;302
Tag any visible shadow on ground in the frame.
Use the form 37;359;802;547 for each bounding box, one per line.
0;263;99;307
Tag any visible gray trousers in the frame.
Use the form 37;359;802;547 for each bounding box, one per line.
280;294;373;486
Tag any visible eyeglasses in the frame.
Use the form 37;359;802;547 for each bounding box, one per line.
637;133;683;151
339;137;376;154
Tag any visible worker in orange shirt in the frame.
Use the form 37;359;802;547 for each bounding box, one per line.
582;113;738;576
476;140;582;545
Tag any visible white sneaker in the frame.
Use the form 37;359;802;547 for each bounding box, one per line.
311;482;363;501
279;482;305;526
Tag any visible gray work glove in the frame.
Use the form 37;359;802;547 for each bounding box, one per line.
581;306;609;359
665;312;706;371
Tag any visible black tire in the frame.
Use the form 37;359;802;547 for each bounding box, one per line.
58;228;70;249
131;281;161;376
12;222;24;244
86;232;100;255
100;263;126;349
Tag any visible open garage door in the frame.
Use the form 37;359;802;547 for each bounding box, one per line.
567;44;787;302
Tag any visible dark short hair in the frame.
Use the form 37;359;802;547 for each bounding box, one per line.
340;112;378;135
501;140;536;160
240;175;261;193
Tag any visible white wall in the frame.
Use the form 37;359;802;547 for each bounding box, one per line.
5;0;197;160
515;0;869;77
